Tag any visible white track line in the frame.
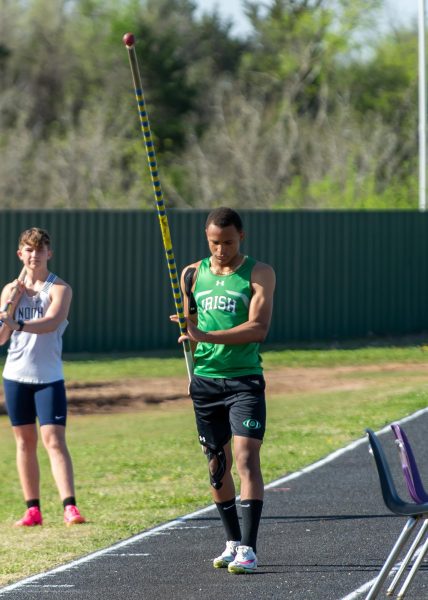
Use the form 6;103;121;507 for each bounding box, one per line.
1;407;427;597
340;579;377;600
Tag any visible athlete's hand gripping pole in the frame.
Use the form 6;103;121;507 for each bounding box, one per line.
123;33;193;379
0;266;27;327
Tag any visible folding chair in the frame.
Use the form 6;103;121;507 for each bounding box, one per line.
365;428;428;600
384;423;428;597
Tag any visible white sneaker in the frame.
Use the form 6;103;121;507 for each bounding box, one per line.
213;540;241;568
227;545;258;574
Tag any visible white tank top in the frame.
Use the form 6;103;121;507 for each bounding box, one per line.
2;273;68;384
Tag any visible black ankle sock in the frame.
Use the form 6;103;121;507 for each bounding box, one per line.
240;499;264;553
215;499;241;541
62;496;76;508
26;499;40;509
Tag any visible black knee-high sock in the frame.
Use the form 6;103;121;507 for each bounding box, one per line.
63;496;76;508
215;499;241;541
240;499;263;553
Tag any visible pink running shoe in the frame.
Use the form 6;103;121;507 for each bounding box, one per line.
15;506;43;527
64;505;86;526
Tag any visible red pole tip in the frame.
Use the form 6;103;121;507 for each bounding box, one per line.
123;33;135;48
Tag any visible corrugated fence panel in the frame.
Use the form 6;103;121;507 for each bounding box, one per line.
1;210;428;354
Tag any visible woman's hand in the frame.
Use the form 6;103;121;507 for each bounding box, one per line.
0;310;17;330
4;279;25;312
0;279;25;328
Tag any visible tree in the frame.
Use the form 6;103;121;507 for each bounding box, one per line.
0;0;421;209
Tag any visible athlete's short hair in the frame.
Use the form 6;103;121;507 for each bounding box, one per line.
205;207;243;232
18;228;51;250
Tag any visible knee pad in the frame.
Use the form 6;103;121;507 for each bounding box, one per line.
203;445;227;490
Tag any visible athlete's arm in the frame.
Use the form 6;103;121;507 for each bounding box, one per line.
175;262;276;345
4;281;72;335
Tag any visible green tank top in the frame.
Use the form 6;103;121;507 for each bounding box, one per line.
193;256;263;378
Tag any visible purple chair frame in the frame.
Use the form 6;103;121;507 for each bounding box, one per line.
391;423;428;503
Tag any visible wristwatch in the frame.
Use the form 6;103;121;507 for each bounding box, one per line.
16;319;25;331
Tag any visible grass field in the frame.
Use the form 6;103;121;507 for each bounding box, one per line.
56;343;428;381
0;345;428;586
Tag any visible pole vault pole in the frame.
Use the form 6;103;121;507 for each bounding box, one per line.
123;32;193;379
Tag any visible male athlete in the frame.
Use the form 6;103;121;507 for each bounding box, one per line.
170;207;276;574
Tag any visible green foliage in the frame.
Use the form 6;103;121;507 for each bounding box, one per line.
278;168;418;209
345;30;417;121
0;0;421;208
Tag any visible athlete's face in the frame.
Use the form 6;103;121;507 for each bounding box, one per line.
205;223;244;266
17;243;52;269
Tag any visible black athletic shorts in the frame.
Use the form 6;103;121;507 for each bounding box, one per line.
3;378;67;427
189;374;266;450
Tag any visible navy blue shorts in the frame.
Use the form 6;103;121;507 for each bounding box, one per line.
3;378;67;427
189;374;266;450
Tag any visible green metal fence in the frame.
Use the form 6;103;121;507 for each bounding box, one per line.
0;210;427;354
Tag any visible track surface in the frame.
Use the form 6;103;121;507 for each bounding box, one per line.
1;410;428;600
